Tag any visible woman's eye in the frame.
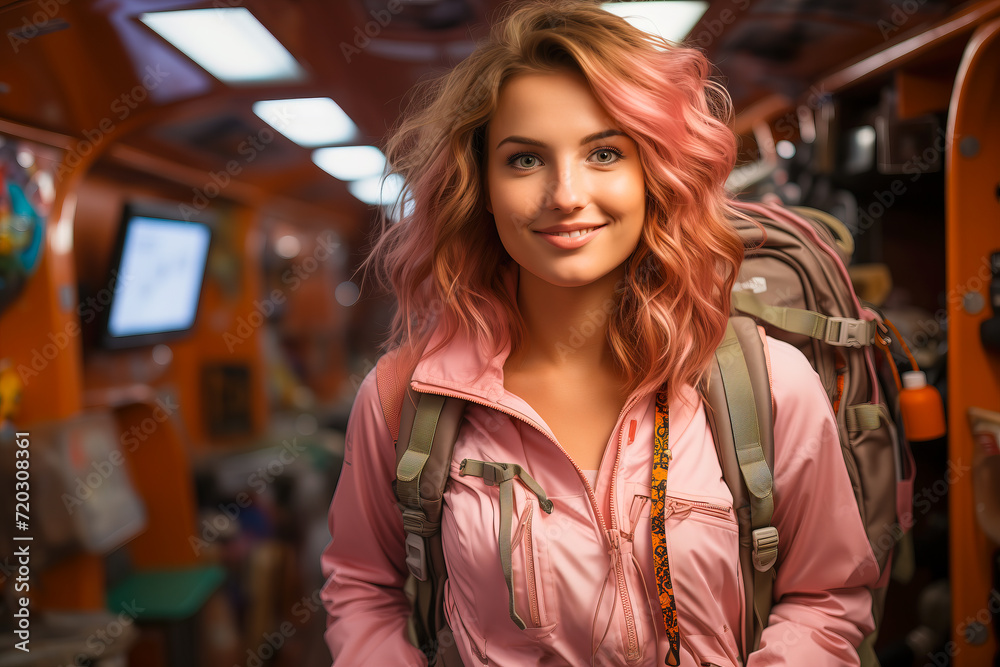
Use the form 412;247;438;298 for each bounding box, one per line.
509;154;540;169
505;148;622;170
591;147;623;164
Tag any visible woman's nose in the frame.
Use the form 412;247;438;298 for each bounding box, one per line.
547;164;588;212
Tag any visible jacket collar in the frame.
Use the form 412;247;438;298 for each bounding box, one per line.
409;266;517;405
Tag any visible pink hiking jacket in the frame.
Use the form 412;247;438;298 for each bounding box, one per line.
321;328;880;666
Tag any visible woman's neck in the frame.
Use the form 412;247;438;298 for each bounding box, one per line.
507;265;623;373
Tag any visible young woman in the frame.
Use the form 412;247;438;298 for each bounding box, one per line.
322;2;879;665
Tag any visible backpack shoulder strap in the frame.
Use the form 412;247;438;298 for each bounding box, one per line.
700;316;777;658
374;353;465;665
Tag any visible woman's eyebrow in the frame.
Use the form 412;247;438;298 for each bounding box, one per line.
495;129;625;150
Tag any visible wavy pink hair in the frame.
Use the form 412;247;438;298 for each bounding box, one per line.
365;0;745;396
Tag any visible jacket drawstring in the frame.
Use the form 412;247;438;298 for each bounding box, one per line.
591;526;656;666
591;531;620;665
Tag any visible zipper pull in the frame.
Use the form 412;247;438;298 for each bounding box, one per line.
627;419;637;445
606;527;620;550
605;528;622;567
625;495;650;540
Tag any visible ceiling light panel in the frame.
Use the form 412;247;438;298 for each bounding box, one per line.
140;8;304;84
252;98;359;147
312;146;387;181
601;1;709;43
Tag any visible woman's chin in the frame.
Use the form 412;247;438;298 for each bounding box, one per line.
521;267;623;290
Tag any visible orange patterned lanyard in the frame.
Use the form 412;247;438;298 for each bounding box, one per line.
652;385;680;665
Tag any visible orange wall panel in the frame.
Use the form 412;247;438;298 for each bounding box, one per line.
947;18;1000;667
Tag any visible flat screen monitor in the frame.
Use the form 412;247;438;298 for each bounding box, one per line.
101;203;213;349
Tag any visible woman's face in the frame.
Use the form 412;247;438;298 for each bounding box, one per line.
485;69;646;289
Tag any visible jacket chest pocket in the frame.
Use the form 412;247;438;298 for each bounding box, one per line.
460;458;558;635
663;490;742;666
623;483;743;667
621;483;739;539
508;497;557;634
663;493;737;532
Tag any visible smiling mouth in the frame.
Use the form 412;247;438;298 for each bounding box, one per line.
539;226;604;238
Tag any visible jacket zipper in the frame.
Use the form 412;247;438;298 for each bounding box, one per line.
411;381;643;656
523;504;541;627
608;397;643;662
664;497;732;522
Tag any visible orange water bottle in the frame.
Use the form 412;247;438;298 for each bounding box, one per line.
899;371;946;441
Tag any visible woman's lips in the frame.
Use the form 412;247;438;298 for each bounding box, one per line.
534;225;605;249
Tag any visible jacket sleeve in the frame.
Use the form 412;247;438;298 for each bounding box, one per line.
321;368;427;666
746;339;880;667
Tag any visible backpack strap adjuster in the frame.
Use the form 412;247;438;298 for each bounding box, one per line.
825;317;875;348
403;531;429;581
400;508;438;581
400;507;439;536
751;526;779;572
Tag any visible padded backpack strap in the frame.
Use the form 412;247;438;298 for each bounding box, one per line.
396;392;465;663
376;355;466;664
701;316;776;658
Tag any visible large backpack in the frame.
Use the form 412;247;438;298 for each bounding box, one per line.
728;201;916;663
375;201;915;665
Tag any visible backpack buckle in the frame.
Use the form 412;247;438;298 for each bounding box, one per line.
752;526;779;572
404;531;429;581
401;508;437;581
825;317;874;348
